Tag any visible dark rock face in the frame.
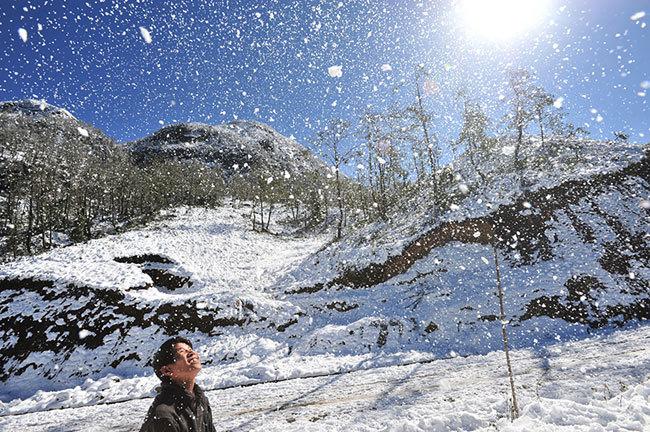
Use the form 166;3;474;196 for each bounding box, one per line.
424;321;439;333
325;301;359;312
113;254;174;265
141;268;192;291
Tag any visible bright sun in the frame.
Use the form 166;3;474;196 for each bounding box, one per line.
459;0;552;42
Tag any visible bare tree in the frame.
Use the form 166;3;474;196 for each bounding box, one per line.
454;93;492;185
505;69;536;181
314;118;354;240
491;239;520;420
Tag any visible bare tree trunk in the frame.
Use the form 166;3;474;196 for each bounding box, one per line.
377;163;387;220
335;166;344;240
492;241;520;420
265;202;273;231
415;79;436;173
411;142;424;180
26;192;34;254
514;122;524;171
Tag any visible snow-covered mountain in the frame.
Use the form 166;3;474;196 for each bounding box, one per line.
0;99;117;156
0;99;77;120
126;121;329;179
0;135;647;418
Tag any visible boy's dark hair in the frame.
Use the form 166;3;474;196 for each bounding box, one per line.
152;336;193;382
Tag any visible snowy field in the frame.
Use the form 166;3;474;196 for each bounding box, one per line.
1;324;648;431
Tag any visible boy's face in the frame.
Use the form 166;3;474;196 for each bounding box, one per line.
160;342;202;383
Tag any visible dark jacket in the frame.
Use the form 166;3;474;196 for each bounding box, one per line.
140;382;215;432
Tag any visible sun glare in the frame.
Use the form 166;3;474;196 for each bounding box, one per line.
459;0;552;42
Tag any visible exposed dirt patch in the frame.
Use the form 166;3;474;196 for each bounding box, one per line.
520;274;649;327
113;254;174;265
141;268;192;290
424;321;439;333
325;301;359;312
114;254;193;291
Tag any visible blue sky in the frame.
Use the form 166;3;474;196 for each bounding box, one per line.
1;0;648;154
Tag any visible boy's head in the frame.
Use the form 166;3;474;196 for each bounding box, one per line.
152;336;202;384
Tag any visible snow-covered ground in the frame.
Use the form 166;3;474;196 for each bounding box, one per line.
1;324;647;431
1;142;647;427
0;204;334;403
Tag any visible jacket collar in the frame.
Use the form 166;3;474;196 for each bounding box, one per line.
159;381;204;402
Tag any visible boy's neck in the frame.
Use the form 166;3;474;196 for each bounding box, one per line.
172;378;195;394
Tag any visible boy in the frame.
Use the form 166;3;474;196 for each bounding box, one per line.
140;337;215;432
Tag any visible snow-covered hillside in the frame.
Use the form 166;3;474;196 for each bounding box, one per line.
0;99;113;146
0;139;647;428
0;205;331;402
276;140;649;356
286;139;648;289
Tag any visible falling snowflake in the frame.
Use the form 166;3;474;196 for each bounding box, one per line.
77;127;89;137
327;65;343;78
553;97;564;109
18;28;28;43
381;64;392;72
630;11;646;21
139;27;152;44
